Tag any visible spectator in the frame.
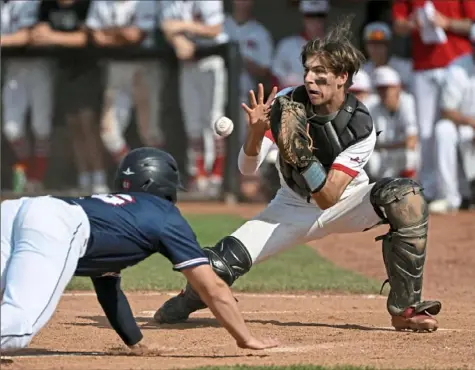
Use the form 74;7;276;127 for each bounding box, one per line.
224;0;274;201
366;66;419;180
430;49;475;213
348;69;378;106
160;1;228;196
224;0;273;143
392;0;475;202
32;0;108;193
1;0;53;192
86;0;162;164
272;0;328;89
361;22;413;93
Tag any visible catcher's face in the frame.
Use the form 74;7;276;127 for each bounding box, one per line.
303;55;348;106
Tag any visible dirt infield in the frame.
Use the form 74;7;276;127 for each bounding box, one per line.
2;203;475;370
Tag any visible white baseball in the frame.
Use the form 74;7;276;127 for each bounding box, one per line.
214;116;234;137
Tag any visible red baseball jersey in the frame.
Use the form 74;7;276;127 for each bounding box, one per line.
393;0;475;70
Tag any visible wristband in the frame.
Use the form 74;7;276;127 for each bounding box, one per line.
300;161;327;193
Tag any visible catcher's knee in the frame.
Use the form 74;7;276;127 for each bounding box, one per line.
203;236;253;286
370;177;428;238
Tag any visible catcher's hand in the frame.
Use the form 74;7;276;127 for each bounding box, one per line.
269;95;315;169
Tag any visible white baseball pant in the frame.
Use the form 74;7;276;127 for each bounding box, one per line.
179;55;227;174
231;183;382;263
412;67;446;199
2;58;53;143
367;148;420;179
434;119;475;209
0;197;90;352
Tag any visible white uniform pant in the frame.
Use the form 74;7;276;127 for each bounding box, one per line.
232;183;382;263
100;60;163;153
180;56;227;171
2;58;54;142
434;119;475;209
412;67;446;199
367;148;420;179
0;197;90;352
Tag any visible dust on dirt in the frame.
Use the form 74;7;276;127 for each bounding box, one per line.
2;202;474;370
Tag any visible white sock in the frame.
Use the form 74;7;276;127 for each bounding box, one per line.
92;170;107;186
79;172;91;190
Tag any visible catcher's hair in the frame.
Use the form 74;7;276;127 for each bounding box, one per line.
300;15;365;88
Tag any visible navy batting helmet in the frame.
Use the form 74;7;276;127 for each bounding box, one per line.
114;147;185;203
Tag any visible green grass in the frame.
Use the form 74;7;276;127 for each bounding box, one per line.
67;215;378;294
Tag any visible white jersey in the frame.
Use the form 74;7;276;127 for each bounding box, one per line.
366;91;418;144
363;56;413;92
224;16;273;96
86;0;158;47
160;0;228;47
271;35;306;88
440;63;475;118
1;0;38;35
238;87;377;205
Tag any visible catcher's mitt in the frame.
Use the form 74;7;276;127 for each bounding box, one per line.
269;94;327;194
269;95;315;169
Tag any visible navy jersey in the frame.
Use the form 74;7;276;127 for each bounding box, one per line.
56;193;209;276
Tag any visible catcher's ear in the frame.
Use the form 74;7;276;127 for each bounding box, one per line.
335;72;349;87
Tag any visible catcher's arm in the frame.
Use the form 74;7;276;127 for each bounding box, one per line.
238;132;274;175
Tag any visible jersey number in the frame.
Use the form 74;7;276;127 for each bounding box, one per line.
91;194;135;206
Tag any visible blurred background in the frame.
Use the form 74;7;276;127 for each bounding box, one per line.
1;0;474;214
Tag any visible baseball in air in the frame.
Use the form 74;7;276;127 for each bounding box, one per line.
214;116;234;137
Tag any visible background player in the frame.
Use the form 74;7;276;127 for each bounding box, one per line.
86;0;163;164
1;0;53;192
366;66;419;180
156;19;441;332
361;21;413;93
271;0;328;89
33;0;109;193
392;0;475;202
224;0;274;200
429;48;475;213
348;69;377;106
160;0;228;196
0;148;279;353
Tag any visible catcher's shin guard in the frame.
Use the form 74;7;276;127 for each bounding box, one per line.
154;236;252;324
370;178;441;332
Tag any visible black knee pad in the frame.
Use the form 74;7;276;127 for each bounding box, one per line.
370;177;428;232
203;236;253;286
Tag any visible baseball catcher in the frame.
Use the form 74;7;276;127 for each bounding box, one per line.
155;18;441;332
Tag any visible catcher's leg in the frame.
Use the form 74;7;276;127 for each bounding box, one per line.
155;190;319;323
155;235;252;324
370;177;441;332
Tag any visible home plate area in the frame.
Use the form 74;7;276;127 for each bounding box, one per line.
1;291;474;370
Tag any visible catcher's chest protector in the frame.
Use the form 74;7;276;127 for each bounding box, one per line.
278;87;374;198
296;87;373;167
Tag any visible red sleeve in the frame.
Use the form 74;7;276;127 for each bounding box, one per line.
264;129;275;143
392;0;410;20
330;163;359;178
461;0;475;19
